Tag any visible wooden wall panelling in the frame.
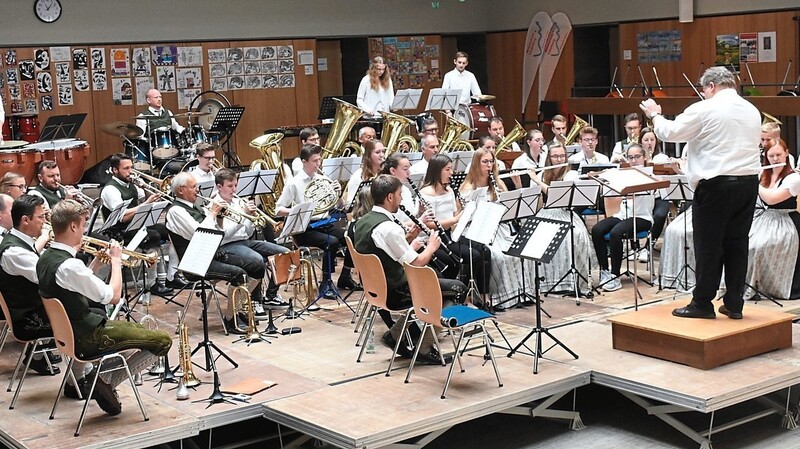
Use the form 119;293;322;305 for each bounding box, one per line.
317;40;343;99
291;39;321;160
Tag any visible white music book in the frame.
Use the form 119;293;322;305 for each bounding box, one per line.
179;227;224;277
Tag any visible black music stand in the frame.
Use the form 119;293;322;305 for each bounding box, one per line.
277;201;314;324
346;180;373;213
659;175;695;296
319;95;357;121
180;227;239;407
495;186;542;309
449;172;468;194
39;114;87;141
209;106;245;168
506;216;577;374
542;179;600;304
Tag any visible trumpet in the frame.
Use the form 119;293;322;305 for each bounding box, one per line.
81;235;158;267
197;194;264;226
232;194;280;229
57;183;97;207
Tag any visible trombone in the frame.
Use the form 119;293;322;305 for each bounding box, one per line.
130;169;175;201
80;235;158;267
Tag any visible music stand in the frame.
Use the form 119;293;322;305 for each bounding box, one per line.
408;172;424;189
209;106;245;167
318;95;357;121
496;187;542;309
406;153;424;165
506;216;578;374
322;157;360;184
659;175;695;296
452;199;505;307
98;199;132;234
236;169;277;198
449;172;468;194
425;88;462;111
180;227;239;407
197;180;215;199
347;180;373;213
449;151;475;173
391;89;423;112
277;202;315;323
38;114;87;142
543;179;601;303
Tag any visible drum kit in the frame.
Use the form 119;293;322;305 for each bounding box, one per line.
454;95;497;140
100;111;220;175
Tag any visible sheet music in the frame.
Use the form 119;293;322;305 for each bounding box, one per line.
391;89;423;110
660;175;694;201
451;201;476;242
408;172;425;189
593;167;667;195
123;227;148;263
497;190;521;221
518;186;541;218
464;201;505;245
198;180;215;198
278;201;314;241
126;200;169;232
521;221;561;260
406;152;423;164
98;199;132;232
449;151;475;172
322;157;360;182
425;88;462;111
179;228;224;277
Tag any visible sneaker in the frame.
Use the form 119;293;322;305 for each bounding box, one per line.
599;270;612;285
602;275;622;292
251;301;268;318
263;295;290;307
638;248;649;263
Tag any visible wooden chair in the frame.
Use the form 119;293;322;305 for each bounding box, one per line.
0;293;59;410
41;297;148;437
402;262;503;399
344;236;369;332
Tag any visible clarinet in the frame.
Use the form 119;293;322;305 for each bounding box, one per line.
398;204;460;264
407;182;455;247
488;173;499;200
392;210;449;273
451;184;467;208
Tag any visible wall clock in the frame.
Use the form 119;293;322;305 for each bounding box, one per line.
34;0;62;24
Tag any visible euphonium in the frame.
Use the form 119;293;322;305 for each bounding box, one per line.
439;111;474;153
564;115;589;146
249;132;286;219
762;111;783;126
380;110;419;156
495;120;526;155
298;248;317;310
304;176;342;215
176;311;200;389
323;99;363;158
80;235;158;267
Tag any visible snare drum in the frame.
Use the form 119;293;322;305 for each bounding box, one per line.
18;115;40;143
124;138;152;170
189;125;207;145
455;103;496;140
0;148;42;185
150;127;179;160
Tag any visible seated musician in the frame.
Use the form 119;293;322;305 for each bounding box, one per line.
409;134;440;176
275;144;359;296
0;193;11;237
213;168;290;315
545;114;568;150
189;143;217;185
291;127;320;176
135;88;185;136
99;153;175;295
512;129;548;171
28;160;82;209
418;116;439;141
529;143;597;294
590;144;655;292
760;122;795;168
638;127;671;262
355;174;464;364
640;127;669;164
420;154;491;308
345;140;385;205
1;172;27;200
488;116;520;158
37;199;172;416
459;149;523;311
567;126;610;169
0;195;60;376
610;113;641;163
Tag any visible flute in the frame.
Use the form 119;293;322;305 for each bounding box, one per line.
761;162;787;171
394;207;449;273
497;163;570;179
406;182;456;247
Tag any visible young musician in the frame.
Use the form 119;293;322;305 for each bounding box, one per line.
357;56;393;116
345;140;385;204
610;113;642;162
189;143;217;184
568;126;610;169
441;51;482;106
513;129;548;171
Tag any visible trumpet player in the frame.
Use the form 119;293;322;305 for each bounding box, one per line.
167;172;268;333
213;168;290;315
29;160;83;208
99;153;176;295
189;143;218;184
37;199;172;415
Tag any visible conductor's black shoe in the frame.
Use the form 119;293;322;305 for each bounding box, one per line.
28;356;60;376
337;276;362;291
149;283;174;296
718;305;743;320
417;348;453;366
672;304;716;319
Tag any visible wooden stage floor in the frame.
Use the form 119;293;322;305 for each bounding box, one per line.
1;276;800;449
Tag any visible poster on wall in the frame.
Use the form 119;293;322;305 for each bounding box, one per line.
41;95;53;111
715;34;739;71
58;84;74;106
637;30;681;63
178;46;203;67
72;48;88;69
208;49;226;64
55;62;70;83
757;31;777;63
74;69;90;91
4;50;16;66
25;99;37;114
90;48;105;70
210;78;227;91
177;68;202;89
19;61;34;81
36;72;53;93
50;47;70;63
156;66;176;92
152;46;178;66
112;78;132;105
135;77;154;105
132;48;151;76
34;49;50;71
92;70;107;91
739;33;758;63
178;88;201;110
110;48;130;76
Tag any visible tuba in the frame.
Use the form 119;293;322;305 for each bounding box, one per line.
762;111;783;126
380;110;419;156
323;99;363;158
495;120;526;155
564;115;589;146
304;175;342;215
439;112;474;153
249;132;286;219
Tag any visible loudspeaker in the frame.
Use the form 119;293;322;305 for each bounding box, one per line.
679;0;693;23
79;155;113;185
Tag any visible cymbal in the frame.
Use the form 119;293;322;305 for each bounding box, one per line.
173;111;211;118
100;121;143;139
132;114;174;120
0;140;30;149
472;94;496;102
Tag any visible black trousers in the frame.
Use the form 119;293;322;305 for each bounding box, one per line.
691;175;758;312
591;216;651;275
294;224;348;278
650;198;671;241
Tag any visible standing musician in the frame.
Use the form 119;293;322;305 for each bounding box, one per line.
459;149;523;311
37;199;172;416
1;172;27;200
0;195;59;377
291;127;321;176
420;154;491;308
610;113;642;162
441;51;482;106
409;134;440;176
568;126;610;169
513;129;548;171
345;140;385;204
546;114;569;149
29;160;82;209
357;56;394;116
189;143;218;185
99;153;174;295
641;66;761;320
275;144;359;294
135;88;185;136
213;168;290;314
590;144;655;292
355;174;464;364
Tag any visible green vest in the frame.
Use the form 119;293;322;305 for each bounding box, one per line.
0;233;42;323
354;211;406;291
37;247;105;338
101;179;139;232
142;108;172;130
33;185;66;208
168;200;206;258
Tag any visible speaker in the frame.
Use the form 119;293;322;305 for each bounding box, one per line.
679;0;693;23
79;156;113;185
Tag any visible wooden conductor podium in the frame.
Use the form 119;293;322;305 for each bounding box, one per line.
608;303;793;370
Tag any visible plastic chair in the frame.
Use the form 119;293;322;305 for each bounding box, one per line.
41;297;148;437
402;263;503;399
0;293;59;410
603;229;654;284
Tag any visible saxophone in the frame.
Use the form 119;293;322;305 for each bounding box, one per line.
177;311;200;388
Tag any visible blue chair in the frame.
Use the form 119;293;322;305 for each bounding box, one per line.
603;229;654;284
402;263;502;399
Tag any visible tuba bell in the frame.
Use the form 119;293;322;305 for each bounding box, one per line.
495;120;526;155
564;115;589;146
380;110;419;156
762;111;783;126
438;112;474;153
323;99;363;158
249;132;287;219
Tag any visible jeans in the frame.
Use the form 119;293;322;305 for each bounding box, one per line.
591;216;652;275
